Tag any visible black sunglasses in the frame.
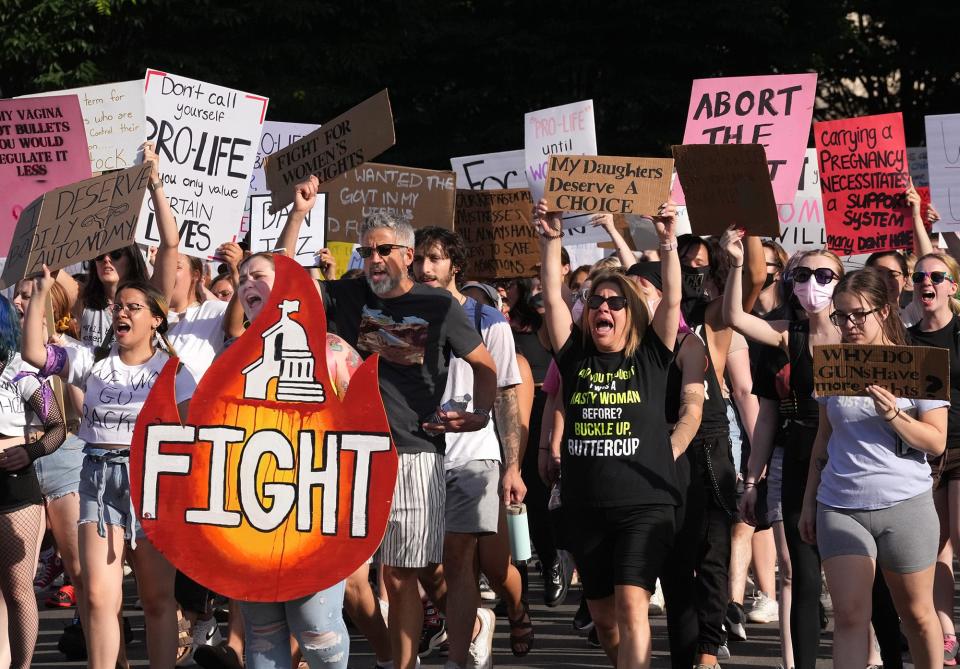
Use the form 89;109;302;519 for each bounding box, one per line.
911;271;955;285
586;295;627;311
95;249;125;263
357;244;408;259
791;267;839;286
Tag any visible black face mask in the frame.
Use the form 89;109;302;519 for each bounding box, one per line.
680;265;709;302
762;273;777;291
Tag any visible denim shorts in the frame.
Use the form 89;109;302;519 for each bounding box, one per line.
35;433;84;500
78;447;144;544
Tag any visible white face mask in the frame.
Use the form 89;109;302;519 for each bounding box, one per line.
793;279;835;313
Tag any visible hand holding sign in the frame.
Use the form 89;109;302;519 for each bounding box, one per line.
865;384;900;420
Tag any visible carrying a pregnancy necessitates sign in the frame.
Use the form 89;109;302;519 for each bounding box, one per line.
136;69;268;259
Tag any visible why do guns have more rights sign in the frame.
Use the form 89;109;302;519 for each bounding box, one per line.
137;69;268;258
813;344;950;401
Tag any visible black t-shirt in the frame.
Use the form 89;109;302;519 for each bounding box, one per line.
909;316;960;449
749;303;792;400
557;325;680;509
319;278;483;455
513;331;552;384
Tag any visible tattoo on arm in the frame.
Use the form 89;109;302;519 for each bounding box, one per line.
494;385;522;468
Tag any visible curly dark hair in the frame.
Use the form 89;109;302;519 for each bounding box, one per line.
414;226;468;285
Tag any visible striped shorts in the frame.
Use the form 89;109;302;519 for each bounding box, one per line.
376;452;445;568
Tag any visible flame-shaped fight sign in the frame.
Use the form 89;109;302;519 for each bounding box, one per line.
130;255;397;602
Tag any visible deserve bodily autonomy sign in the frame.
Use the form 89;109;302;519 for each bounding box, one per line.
137;69;268;259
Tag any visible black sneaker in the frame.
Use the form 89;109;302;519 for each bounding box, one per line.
417;616;447;658
543;553;571;607
724;601;747;641
573;596;594;632
194;642;243;669
57;619;86;660
587;626;601;648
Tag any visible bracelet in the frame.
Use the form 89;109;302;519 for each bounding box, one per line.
743;481;756;488
884;408;901;422
540;230;564;240
730;263;743;268
660;241;677;252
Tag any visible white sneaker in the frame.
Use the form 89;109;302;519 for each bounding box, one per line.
746;591;779;624
648;579;665;616
479;574;497;602
467;607;495;669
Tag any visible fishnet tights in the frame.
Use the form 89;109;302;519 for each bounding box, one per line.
0;503;43;669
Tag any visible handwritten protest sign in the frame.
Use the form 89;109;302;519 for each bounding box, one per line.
324;163;456;244
672;144;779;236
137;69;268;258
525;100;596;204
813;344;949;401
815;112;910;255
925;114;960;232
248;193;326;266
454;189;537;279
675;73;817;205
25;81;146;173
544;155;673;216
908;146;929;187
0;95;91;256
450;149;528;190
130;256;397;601
0;163;152;288
263;90;395;213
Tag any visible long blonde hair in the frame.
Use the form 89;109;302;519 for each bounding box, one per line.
915;252;960;316
581;271;648;358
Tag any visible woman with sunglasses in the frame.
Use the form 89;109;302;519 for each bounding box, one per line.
535;197;680;669
22;264;196;669
906;253;960;664
797;267;946;669
722;228;843;669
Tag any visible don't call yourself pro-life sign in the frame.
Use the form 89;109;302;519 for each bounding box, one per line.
675;73;817;205
263;90;395;214
137;69;268;258
544;155;673;216
815;112;911;255
25;80;146;173
0;163;152;288
0;95;91;256
813;344;950;401
129;256;397;602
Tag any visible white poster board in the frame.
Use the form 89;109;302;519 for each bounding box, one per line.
925;115;960;232
450;149;528;190
248;193;326;266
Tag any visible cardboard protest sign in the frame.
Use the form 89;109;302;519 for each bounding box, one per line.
675;73;817;205
454;189;538;279
544;155;673;216
813;344;949;401
130;255;397;602
524;100;596;204
815;112;911;255
25;81;146;173
766;148;827;254
672;144;779;236
925;114;960;232
0;163;152;288
137;69;268;258
248;193;326;266
324;163;456;244
0;95;92;256
451;149;528;190
263;90;395;213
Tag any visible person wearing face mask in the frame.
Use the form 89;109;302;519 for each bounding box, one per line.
907;253;960;665
799;267;946;669
722;228;843;669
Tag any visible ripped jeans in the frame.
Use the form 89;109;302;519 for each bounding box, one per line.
239;581;348;669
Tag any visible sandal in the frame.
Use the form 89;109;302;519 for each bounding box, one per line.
176;610;192;664
508;599;534;657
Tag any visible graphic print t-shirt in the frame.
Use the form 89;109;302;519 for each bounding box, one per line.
557;326;680;509
319;278;483;455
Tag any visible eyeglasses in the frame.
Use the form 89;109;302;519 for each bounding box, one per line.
829;307;882;327
95;249;125;263
791;267;839;285
911;271;955;285
110;302;146;315
586;295;627;311
357;244;408;259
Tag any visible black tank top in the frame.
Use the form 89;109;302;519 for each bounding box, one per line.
696;326;729;438
779;320;819;423
513;331;552;385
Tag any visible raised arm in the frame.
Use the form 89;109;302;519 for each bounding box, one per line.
651;201;680;350
278;176;319;258
907;182;934;258
720;228;787;349
741;234;766;314
143;142;180;301
21;266;60;375
592;213;635;268
535;199;573;352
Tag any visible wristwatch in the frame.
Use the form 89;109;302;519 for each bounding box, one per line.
148;179;163;192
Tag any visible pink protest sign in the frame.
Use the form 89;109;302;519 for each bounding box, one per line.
815;112;911;255
0;95;91;256
674;73;817;206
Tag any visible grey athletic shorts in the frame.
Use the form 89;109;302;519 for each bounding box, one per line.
445;459;501;535
817;490;938;574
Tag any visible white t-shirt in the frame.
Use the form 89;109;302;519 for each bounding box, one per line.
443;298;522;470
81;306;113;347
0;355;42;436
67;346;196;446
167;300;228;379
